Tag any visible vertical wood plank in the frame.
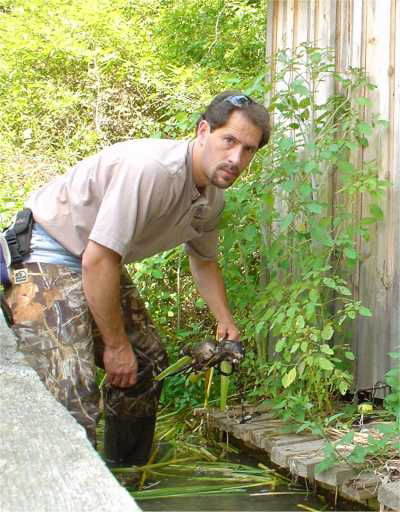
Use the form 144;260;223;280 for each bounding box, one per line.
275;0;286;50
292;0;313;45
356;0;393;389
350;0;364;67
264;0;399;389
389;0;400;351
285;0;295;49
315;0;336;103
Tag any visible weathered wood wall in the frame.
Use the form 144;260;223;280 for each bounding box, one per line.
266;0;400;391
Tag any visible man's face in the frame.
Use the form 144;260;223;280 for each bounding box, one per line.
196;110;262;189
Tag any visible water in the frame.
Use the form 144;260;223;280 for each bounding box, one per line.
98;414;369;512
132;451;368;512
137;480;325;511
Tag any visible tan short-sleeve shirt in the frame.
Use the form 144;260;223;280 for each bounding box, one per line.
27;139;224;263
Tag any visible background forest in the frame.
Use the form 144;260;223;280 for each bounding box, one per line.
0;0;267;406
1;0;395;433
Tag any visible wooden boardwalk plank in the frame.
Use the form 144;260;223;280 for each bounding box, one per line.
271;439;325;468
199;406;397;509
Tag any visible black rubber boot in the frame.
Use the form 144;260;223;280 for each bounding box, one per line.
104;415;156;467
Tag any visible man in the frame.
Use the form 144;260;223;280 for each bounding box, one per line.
3;90;270;466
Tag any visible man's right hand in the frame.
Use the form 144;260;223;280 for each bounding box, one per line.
82;241;138;389
103;342;138;388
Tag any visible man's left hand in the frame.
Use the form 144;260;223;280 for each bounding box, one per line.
217;321;240;341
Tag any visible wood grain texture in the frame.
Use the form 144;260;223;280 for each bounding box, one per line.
266;0;399;390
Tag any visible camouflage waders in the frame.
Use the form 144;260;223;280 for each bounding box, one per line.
4;262;168;466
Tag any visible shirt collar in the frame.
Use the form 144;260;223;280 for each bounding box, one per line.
187;140;208;204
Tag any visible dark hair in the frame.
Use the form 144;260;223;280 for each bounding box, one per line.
196;90;270;148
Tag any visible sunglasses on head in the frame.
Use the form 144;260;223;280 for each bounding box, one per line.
224;95;254;107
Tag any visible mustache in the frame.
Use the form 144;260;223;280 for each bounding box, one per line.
217;163;239;175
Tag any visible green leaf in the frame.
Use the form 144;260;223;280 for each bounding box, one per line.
299;183;313;198
299;98;311;108
337;160;355;173
345;351;355;360
195;298;206;308
305;303;316;320
290;342;300;354
175;111;187;121
282;367;297;388
369;204;384;220
275;311;286;325
264;307;276;321
279;137;294;151
310;224;333;246
320;150;332;160
337;285;352;295
349;445;369;464
282;179;296;192
280;212;294;231
300;341;308;352
355;97;372;107
310;51;322;63
359;306;372;317
384;368;400;378
296;315;305;329
318;357;334;371
223;230;235;251
297;360;305;375
321;325;334;340
255;321;265;334
243;224;258;241
304;160;318;173
344;247;358;260
291;80;309;96
275;339;286;353
323;277;337;289
315;444;338;473
151;269;163;279
309;289;319;302
306;202;323;214
336;431;354;445
376;423;397;434
345;141;358;151
154;355;192;381
377;119;389;128
276;103;290;113
361;216;378;225
321;344;334;355
357;121;373;136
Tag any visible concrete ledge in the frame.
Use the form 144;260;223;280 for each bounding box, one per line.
0;313;140;512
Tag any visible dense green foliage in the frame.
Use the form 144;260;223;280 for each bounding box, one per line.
0;1;395;427
233;45;389;420
0;0;266;408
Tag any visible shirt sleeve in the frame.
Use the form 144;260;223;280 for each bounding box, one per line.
88;159;173;258
184;227;220;261
184;194;224;261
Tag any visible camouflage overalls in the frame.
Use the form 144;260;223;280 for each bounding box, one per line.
4;261;168;465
